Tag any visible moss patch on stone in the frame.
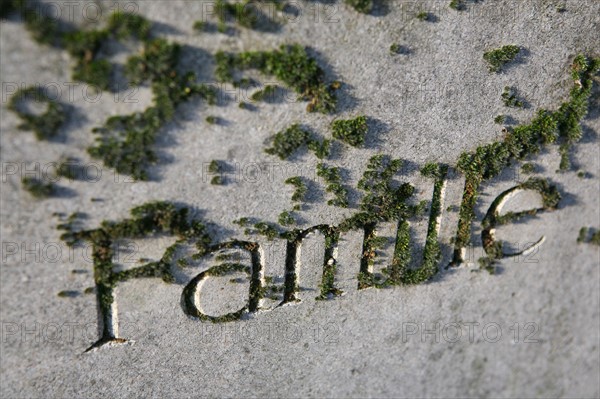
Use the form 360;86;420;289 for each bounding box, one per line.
215;44;338;113
8;87;65;140
265;123;330;160
317;163;349;208
331;115;368;147
21;177;55;199
483;45;521;73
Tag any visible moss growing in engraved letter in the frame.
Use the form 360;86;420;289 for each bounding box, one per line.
398;164;448;284
331;116;368;147
249;222;280;240
337;155;436;287
483;45;520;73
553;55;600;170
8;87;65;140
61;202;214;345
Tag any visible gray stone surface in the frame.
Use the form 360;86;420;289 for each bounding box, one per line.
1;0;599;397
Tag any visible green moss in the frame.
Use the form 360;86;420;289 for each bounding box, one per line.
247;222;280;240
502;86;524;108
417;11;433;21
73;59;112;91
521;163;535;174
452;108;565;258
55;157;84;180
478;257;496;274
106;11;151;40
208;160;221;173
449;0;466;10
57;212;89;247
206;115;218;124
207;162;223;183
314;227;342;299
494;115;506;124
233;217;250;227
479;178;560;268
344;0;373;14
553;55;600;170
342;155;412;229
420;162;443;179
57;290;79;298
214;0;262;30
57;201;214;339
192;21;206;32
278;211;295;226
285;176;307;202
265;124;309;159
12;5;218;180
125;38;180;85
20;5;63;45
89;39;216;180
265;123;330;160
331;115;368;147
591;231;600;246
389;43;408;55
8;87;65;140
308;139;331;159
483;45;520;73
317;163;348;208
205;262;250;277
21;177;55;199
250;85;277;102
456;107;561;181
215;44;338;113
387;164;448;285
18;6;152;91
577;227;600;245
